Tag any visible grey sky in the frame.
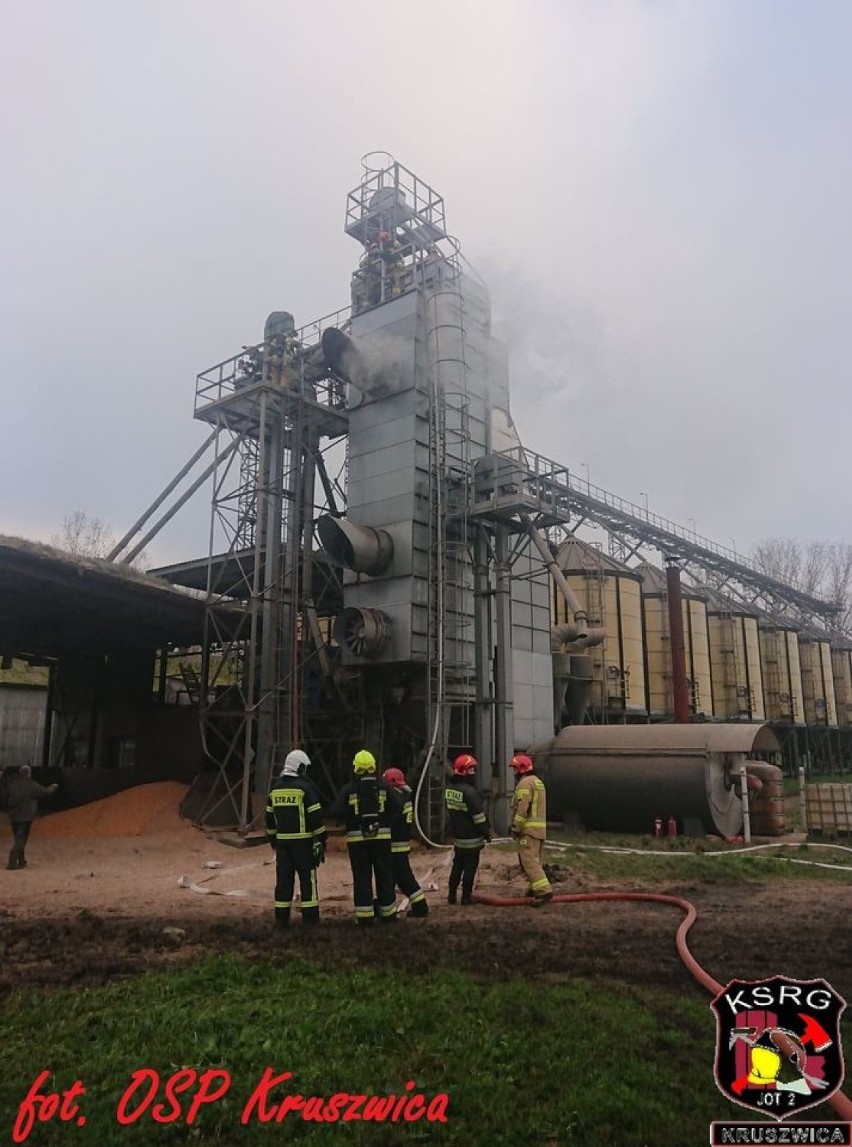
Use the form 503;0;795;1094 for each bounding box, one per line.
1;1;850;566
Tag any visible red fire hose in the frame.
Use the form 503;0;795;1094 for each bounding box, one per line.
474;890;852;1122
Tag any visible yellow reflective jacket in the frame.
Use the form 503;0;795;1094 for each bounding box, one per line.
511;773;547;839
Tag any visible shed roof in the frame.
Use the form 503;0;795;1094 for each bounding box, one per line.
0;536;208;659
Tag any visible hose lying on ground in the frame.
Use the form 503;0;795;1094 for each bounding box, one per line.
473;887;852;1122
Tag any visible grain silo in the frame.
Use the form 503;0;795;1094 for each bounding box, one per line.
758;615;805;725
552;538;647;719
634;562;713;719
830;641;852;728
701;588;765;721
798;629;838;727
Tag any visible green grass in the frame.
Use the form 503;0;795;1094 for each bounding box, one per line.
530;835;852;884
2;954;816;1147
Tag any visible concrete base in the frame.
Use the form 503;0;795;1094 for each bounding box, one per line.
214;832;268;850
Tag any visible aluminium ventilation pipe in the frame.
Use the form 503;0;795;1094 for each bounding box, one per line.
517;514;605;649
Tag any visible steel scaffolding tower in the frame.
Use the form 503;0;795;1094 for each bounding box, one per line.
190;311;350;830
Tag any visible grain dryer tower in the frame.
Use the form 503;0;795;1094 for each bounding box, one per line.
315;156;555;831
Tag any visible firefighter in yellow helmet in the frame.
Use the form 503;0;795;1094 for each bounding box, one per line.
328;749;403;925
509;753;553;905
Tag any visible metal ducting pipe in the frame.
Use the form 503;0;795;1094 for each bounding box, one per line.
321;327;393;400
550;622;607;651
519;514;603;646
334;607;393;659
317;515;394;577
565;654;594;726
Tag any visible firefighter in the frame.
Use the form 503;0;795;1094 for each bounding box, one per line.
509;753;553;906
265;749;326;927
352;241;381;311
329;750;402;925
444;753;491;905
377;229;405;299
381;768;428;918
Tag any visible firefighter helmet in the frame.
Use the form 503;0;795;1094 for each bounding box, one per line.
511;753;534;775
382;767;406;789
282;749;310;776
453;753;477;777
353;749;377;774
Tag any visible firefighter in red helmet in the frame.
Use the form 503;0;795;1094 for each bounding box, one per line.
444;753;492;905
381;767;428;917
510;753;553;906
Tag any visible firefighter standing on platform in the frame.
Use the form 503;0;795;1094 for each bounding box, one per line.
381;768;428;917
377;229;404;300
444;753;492;905
509;753;553;906
330;750;402;925
265;749;327;927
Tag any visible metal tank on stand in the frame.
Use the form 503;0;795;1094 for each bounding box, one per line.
551;537;647;721
700;587;765;722
797;627;839;773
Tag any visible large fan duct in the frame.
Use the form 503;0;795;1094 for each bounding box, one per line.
321;327;386;402
334;607;393;659
317;515;394;577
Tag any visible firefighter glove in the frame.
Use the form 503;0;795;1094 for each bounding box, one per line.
312;839;326;866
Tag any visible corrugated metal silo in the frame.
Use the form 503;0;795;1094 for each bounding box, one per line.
552;538;647;718
798;631;839;727
634;562;713;719
830;642;852;728
701;588;766;721
758;616;805;725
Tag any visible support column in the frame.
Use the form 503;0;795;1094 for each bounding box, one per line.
493;524;514;834
473;524;493;797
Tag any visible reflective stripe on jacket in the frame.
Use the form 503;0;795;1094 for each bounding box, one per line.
511;773;547;840
391;789;414;853
329;779;403;843
445;781;490;849
265;776;326;843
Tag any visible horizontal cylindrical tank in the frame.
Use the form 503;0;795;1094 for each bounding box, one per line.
702;589;765;721
798;632;838;727
634;563;713;719
552;538;647;716
531;723;782;837
830;643;852;728
758;618;805;725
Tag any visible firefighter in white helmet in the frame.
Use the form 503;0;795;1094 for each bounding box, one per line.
509;753;553;906
265;749;326;927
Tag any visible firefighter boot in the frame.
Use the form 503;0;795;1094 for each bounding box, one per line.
275;908;291;928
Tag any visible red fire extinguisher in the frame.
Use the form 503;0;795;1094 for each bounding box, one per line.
666;815;678;837
653;817;663;838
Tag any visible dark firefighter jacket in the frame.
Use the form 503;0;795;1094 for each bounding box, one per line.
444;779;491;849
390;785;415;853
329;777;403;843
265;775;326;845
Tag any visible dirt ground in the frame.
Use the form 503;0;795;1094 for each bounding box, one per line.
1;783;851;1002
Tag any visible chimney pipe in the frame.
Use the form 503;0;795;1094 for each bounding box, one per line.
665;558;691;722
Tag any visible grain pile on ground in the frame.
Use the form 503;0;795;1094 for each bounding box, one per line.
35;781;191;837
